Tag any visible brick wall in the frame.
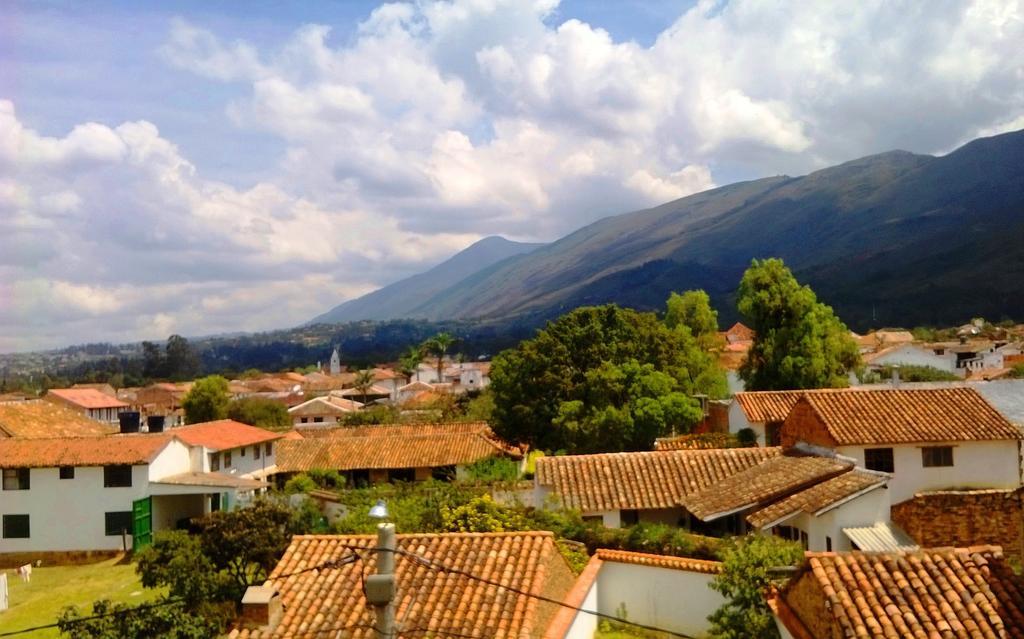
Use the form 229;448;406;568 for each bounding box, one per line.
891;488;1024;562
783;571;840;639
780;400;838;450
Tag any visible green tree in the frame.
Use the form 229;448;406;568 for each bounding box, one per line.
58;599;220;639
490;304;725;453
181;375;230;424
164;335;200;381
226;396;291;430
141;341;164;379
352;369;375;406
422;332;456;382
399;346;424;382
441;494;526;532
707;535;804;639
737;258;860;390
666;290;719;348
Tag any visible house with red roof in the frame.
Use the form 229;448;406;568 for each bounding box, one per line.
44;387;130;424
0;419;280;558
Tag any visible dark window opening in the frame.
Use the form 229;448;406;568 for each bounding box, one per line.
104;511;132;536
864;448;895;473
389;468;415;483
922;446;954;467
59;466;75;480
431;465;457;481
620;510;639;527
2;514;30;539
103;465;133;488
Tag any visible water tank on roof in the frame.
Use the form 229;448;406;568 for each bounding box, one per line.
146;415;165;433
118;411;141;433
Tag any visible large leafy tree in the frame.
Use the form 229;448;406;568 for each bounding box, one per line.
665;289;719;348
708;535;804;639
181;375;230;424
737;258;860;390
226;396;291;430
490;304;726;453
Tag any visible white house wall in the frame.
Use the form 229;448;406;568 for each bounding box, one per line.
870;346;958;375
147;439;192;481
837;441;1020;504
771;486;890;552
0;465;150;552
595;562;725;638
728;402;764;446
562;578;599;639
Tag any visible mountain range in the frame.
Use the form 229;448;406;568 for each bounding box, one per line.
312;129;1024;331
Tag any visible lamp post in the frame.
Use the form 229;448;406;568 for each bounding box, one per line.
366;500;395;639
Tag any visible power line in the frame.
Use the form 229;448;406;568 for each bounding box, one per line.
393;547;698;639
0;554;361;638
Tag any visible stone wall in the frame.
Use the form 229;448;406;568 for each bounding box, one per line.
891;488;1024;562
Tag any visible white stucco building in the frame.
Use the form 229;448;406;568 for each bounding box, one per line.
44;388;130;424
0;420;278;556
779;388;1023;504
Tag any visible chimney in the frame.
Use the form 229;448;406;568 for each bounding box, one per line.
146;415;165;433
240;586;281;630
890;365;900;388
118;411;141;434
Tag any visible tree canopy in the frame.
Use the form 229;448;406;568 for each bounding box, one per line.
666;290;719;349
182;375;230;424
490;302;726;453
707;535;804;639
226;396;291;430
737;258;860;390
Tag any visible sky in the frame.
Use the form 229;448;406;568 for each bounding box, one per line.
1;0;1023;353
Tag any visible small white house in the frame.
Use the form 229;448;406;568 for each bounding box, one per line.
779;388;1023;504
169;419;284;480
548;549;725;639
287;396;362;427
0;430;266;557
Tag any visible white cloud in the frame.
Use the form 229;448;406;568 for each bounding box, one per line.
3;0;1024;350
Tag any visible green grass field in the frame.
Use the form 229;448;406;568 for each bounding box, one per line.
1;555;162;638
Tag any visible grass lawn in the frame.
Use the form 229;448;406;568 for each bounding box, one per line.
1;555;163;638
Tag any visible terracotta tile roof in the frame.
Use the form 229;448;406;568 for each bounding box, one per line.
230;532;574;639
0;400;117;438
534;447;781;512
277;422;521;472
337;384;392;397
287;395;362;417
653;432;741;450
170;419;282;451
45;388;129;410
794;388;1022;445
746;469;888;529
734;390;809;423
780;546;1024;638
594;549;722;574
681;454;853;521
0;433;171;467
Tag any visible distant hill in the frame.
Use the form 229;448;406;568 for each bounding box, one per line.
318;129;1024;331
309;236;544;324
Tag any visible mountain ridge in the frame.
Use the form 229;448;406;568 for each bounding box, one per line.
310;236;544;324
311;129;1024;330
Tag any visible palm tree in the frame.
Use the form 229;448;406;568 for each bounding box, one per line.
353;369;375;407
424;333;456;383
399;346;424;382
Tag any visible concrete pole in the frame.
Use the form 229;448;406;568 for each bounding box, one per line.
375;523;396;639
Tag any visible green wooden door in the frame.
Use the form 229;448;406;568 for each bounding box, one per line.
132;497;152;551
